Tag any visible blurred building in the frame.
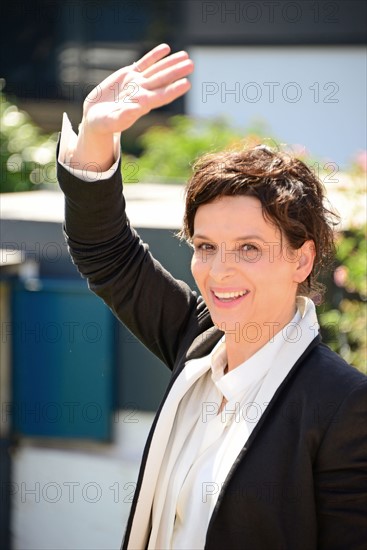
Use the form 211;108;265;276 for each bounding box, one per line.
1;0;366;164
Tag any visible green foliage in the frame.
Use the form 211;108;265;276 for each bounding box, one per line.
121;115;269;184
0;88;57;193
334;229;366;296
318;226;367;373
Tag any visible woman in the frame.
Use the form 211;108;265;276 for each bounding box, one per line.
57;44;367;549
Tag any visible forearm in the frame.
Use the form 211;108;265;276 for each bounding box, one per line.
67;119;116;172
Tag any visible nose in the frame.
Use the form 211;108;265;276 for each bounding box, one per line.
209;245;237;281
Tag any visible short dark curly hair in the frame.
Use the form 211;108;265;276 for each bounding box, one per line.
179;145;340;298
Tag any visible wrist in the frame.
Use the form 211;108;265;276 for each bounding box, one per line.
72;119;117;171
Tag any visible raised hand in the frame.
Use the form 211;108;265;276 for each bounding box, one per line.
83;43;194;135
68;44;194;171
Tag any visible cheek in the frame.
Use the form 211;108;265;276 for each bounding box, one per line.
268;256;299;287
190;255;200;280
191;256;207;289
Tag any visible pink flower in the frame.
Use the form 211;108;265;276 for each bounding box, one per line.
334;265;348;287
354;150;367;173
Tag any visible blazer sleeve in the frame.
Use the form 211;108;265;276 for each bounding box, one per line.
57;155;205;370
314;377;367;549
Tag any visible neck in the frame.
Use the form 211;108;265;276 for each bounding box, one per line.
225;307;298;371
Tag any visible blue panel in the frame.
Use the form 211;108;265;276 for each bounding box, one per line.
11;279;114;440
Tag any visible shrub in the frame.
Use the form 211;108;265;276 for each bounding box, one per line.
319;226;366;373
121;115;270;184
0;87;57;193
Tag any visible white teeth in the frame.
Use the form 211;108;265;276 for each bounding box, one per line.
214;290;248;299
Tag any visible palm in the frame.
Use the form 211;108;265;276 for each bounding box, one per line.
82;44;194;135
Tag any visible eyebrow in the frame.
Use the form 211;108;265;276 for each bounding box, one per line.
192;234;266;241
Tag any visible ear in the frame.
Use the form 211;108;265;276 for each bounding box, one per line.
293;240;316;283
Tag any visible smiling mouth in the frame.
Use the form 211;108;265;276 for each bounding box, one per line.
212;290;250;303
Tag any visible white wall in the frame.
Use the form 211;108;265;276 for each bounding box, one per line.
186;46;366;169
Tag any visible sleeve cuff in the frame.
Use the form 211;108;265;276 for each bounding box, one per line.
58;113;121;182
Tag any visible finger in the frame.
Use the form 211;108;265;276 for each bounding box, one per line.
143;50;189;78
143;59;194;92
110;78;191;131
147;78;192;110
86;44;172;94
88;44;175;95
96;65;131;91
134;43;171;72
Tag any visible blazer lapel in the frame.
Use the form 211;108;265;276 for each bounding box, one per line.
127;352;214;549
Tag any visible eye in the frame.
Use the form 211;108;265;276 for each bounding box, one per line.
198;243;215;251
240;243;261;261
193;242;217;256
242;244;257;252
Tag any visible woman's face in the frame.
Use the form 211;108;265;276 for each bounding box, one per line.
191;195;313;339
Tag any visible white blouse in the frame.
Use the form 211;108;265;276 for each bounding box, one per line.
149;298;317;550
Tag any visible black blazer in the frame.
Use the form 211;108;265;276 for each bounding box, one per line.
58;158;367;550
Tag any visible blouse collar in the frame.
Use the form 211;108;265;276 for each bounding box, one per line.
210;297;314;403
